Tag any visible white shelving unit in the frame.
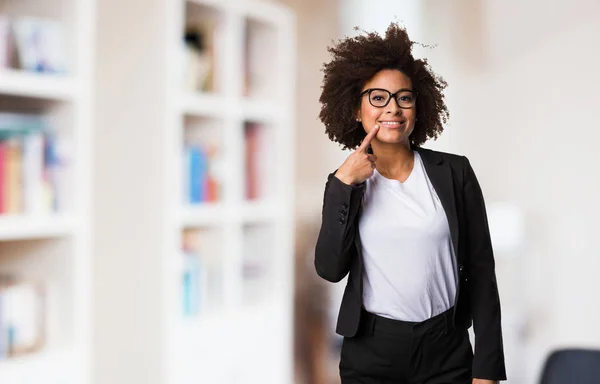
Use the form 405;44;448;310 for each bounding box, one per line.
0;0;93;383
164;1;296;383
93;0;294;382
0;215;77;241
0;69;80;101
0;69;79;102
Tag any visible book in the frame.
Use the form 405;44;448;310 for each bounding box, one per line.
4;137;22;214
181;229;208;317
184;142;221;205
187;145;207;204
245;123;259;200
22;131;45;214
0;279;46;359
245;122;273;200
0;113;62;214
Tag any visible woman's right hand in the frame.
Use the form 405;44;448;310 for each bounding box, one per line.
334;125;379;185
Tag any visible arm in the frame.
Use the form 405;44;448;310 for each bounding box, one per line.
463;157;507;381
314;172;365;283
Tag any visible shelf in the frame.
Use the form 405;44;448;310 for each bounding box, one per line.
186;0;226;11
0;214;77;241
242;0;293;24
181;203;226;227
0;347;78;384
162;1;295;383
241;99;283;122
179;94;285;121
179;201;283;226
241;200;282;223
0;0;93;383
176;301;277;337
177;308;232;335
180;93;226;117
0;69;79;101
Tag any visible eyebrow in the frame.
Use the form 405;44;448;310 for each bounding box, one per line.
364;87;414;93
385;88;413;93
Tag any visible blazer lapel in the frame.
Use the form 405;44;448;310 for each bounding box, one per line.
416;147;459;259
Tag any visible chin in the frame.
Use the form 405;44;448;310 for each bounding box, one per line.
377;133;409;145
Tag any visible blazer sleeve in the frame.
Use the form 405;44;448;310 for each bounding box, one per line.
463;156;507;380
314;171;365;283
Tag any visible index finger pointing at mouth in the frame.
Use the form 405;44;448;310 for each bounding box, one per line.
359;125;379;152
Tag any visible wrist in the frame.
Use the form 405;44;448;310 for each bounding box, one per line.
334;172;354;185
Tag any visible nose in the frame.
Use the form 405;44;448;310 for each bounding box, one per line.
384;97;402;114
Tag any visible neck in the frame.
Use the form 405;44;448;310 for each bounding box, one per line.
371;140;414;179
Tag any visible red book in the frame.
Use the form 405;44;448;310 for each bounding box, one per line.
206;175;218;202
245;123;259;200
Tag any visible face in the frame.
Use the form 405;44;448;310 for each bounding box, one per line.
357;69;416;147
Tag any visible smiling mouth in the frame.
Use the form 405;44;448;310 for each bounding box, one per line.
379;121;405;128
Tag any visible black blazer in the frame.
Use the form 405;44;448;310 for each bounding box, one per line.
314;146;507;381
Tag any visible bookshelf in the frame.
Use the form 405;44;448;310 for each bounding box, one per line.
0;214;76;241
0;0;93;384
0;69;79;100
93;0;294;381
165;0;296;383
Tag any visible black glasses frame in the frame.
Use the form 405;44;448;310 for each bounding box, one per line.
360;88;418;109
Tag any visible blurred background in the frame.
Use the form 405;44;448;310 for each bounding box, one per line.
0;0;599;383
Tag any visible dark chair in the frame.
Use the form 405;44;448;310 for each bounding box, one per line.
540;348;600;384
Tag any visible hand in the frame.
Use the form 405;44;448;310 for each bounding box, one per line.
335;125;379;185
472;379;498;384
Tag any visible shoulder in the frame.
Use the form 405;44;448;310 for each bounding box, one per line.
414;146;467;166
414;147;480;185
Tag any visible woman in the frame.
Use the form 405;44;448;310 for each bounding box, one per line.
314;23;506;383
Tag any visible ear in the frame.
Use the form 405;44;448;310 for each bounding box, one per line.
355;109;361;122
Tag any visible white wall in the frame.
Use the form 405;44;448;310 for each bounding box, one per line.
93;0;167;383
339;0;423;38
423;1;600;382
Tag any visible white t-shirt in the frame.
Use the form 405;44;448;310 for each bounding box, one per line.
359;151;458;322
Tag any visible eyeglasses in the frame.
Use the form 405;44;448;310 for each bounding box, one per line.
360;88;417;109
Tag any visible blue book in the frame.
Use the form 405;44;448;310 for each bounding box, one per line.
188;147;200;203
188;146;208;204
182;250;201;316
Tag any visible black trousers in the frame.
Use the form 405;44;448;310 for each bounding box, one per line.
340;307;473;384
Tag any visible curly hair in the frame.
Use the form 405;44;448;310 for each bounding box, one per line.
319;23;449;150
